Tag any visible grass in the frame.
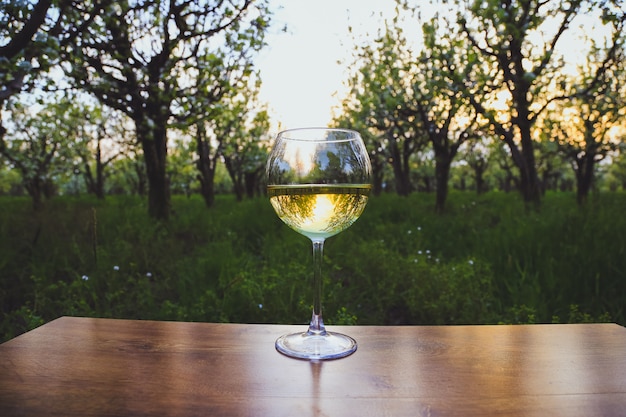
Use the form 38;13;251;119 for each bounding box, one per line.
1;191;623;342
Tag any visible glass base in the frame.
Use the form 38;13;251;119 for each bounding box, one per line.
275;331;357;360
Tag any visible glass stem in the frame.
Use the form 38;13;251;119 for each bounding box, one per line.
308;238;327;336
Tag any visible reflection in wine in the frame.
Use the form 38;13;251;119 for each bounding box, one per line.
268;184;371;241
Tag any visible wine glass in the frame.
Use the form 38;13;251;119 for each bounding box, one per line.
266;128;372;360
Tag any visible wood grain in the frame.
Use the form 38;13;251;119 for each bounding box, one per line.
1;317;625;416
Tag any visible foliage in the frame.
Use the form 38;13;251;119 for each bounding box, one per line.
200;74;271;203
540;22;626;204
0;97;78;209
60;0;273;219
3;1;625;215
0;0;66;104
1;192;622;343
336;0;625;208
338;15;427;197
0;162;22;194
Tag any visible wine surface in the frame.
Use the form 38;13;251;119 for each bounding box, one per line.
268;184;371;240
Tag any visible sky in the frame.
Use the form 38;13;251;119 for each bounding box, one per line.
256;0;399;132
254;1;609;133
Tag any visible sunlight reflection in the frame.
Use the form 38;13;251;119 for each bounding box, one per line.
305;194;334;232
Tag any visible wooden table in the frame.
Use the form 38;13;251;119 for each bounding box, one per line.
1;317;625;416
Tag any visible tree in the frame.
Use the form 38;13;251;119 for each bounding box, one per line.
455;0;623;207
108;149;147;196
488;140;519;192
411;13;479;212
533;139;568;193
186;86;270;207
192;119;222;207
69;102;132;199
0;0;79;141
218;80;271;201
543;14;626;204
461;136;492;194
0;97;76;209
167;136;198;197
340;20;428;196
61;0;271;219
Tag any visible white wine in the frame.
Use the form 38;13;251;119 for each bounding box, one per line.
268;184;371;240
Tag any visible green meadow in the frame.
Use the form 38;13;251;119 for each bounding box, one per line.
1;191;623;342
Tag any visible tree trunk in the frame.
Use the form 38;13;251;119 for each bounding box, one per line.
196;135;217;208
95;159;105;199
139;123;170;220
244;172;255;199
476;172;485;194
393;166;411;196
388;139;411;196
199;172;216;207
232;174;245;201
519;144;542;206
459;176;466;191
133;161;147;196
501;129;540;206
244;169;263;199
26;177;44;211
95;140;105;199
223;156;245;201
434;154;452;214
575;154;595;206
575;122;602;206
473;161;487;194
371;155;385;196
510;43;542;207
430;128;463;213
